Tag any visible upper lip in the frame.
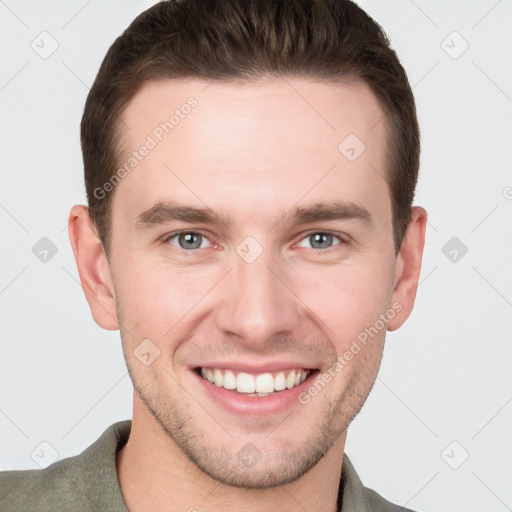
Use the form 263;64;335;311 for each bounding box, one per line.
191;361;318;373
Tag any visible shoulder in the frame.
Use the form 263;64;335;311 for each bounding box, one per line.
341;454;418;512
0;420;131;512
362;486;417;512
0;454;90;511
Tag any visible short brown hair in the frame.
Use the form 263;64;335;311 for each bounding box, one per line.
81;0;419;258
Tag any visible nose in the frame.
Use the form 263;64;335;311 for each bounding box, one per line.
214;248;299;350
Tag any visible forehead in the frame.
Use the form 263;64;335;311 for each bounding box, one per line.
119;77;386;152
113;77;389;226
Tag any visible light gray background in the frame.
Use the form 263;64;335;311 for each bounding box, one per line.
1;1;511;510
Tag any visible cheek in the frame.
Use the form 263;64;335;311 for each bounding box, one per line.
113;259;212;338
297;259;394;337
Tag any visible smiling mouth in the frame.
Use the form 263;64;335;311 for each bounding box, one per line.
194;367;318;397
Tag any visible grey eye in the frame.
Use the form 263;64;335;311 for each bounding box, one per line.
168;232;209;250
309;233;334;249
297;232;343;250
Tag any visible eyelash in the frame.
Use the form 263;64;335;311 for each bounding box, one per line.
161;230;348;253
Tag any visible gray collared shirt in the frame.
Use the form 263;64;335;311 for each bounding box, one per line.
0;420;417;511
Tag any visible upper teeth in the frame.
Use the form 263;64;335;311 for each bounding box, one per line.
200;367;309;394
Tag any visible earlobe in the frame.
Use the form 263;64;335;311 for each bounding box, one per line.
387;206;427;332
67;204;119;330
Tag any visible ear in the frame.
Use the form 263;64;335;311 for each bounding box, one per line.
67;204;119;330
387;206;427;331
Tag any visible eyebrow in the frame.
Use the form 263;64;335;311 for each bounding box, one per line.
285;201;372;226
135;201;231;229
134;200;373;230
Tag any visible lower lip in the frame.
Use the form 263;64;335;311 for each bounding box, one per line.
193;370;318;416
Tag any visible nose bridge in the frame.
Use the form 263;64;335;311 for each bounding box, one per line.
215;243;298;346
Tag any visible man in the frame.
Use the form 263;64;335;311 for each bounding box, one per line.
0;0;427;510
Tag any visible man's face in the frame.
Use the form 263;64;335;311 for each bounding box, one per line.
109;77;398;487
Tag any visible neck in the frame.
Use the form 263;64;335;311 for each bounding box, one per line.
117;397;346;512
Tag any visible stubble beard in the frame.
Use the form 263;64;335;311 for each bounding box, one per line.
122;337;380;489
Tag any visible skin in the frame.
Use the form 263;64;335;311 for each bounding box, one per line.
68;77;427;512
